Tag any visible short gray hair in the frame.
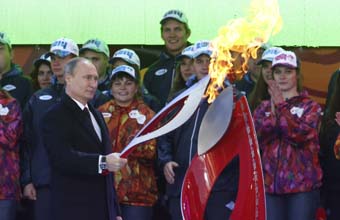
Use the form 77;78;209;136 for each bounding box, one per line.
63;57;90;76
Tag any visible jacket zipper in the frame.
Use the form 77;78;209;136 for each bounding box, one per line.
170;61;176;90
273;107;281;194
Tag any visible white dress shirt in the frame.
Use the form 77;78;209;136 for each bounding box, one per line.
71;98;102;142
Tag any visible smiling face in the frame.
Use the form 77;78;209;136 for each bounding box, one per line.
161;19;190;56
179;57;194;81
110;73;138;107
193;54;210;80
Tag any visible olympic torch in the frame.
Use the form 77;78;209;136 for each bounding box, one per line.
120;0;282;219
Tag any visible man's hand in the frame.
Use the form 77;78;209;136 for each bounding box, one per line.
23;183;37;200
163;161;179;184
106;153;127;172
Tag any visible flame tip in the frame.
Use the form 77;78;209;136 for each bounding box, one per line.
206;0;281;102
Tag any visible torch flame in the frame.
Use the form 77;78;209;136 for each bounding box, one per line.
206;0;282;103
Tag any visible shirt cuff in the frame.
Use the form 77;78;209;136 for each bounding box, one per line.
98;155;103;174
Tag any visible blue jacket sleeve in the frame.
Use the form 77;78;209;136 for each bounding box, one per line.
157;130;175;171
20;97;35;187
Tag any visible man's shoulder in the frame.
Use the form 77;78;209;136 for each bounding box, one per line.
29;87;59;104
145;52;174;75
49;93;72;111
47;98;65;112
1;73;32;87
145;58;165;74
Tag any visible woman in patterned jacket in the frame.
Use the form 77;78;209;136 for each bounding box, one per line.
253;50;322;220
0;89;22;220
98;65;158;220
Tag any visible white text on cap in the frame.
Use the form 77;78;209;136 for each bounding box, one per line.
80;38;110;58
193;40;213;58
110;65;136;80
160;9;188;24
110;48;140;68
49;38;79;57
272;51;298;69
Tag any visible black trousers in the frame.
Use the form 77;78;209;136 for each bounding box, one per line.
33;187;51;220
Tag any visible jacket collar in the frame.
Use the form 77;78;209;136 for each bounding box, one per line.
2;63;22;78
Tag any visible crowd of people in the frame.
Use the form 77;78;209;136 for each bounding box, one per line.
0;8;339;220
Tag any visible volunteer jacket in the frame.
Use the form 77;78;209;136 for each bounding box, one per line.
1;64;33;109
253;91;323;194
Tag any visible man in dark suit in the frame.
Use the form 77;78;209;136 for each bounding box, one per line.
42;57;127;220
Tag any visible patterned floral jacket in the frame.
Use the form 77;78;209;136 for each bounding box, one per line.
0;90;23;200
98;98;158;206
253;91;323;194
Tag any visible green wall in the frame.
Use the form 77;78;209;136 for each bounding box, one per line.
2;0;340;46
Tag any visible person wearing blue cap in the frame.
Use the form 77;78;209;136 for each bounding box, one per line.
109;48;161;113
191;40;212;80
21;37;78;220
167;45;194;100
235;44;268;98
21;37;79;220
143;9;191;108
30;53;53;91
110;48;141;70
158;40;240;220
181;40;212;88
80;38;111;92
248;46;284;111
98;65;158;220
0;31;33;109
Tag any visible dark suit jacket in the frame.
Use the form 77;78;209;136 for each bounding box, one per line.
42;93;117;220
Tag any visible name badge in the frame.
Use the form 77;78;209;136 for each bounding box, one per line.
129;109;146;125
155;68;167;76
102;112;112;118
290;106;304;118
39;95;53;100
0;104;9;116
2;84;16;91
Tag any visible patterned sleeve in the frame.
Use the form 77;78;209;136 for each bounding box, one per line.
0;98;23;151
253;101;277;149
276;99;321;146
20;95;35;186
130;139;156;161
